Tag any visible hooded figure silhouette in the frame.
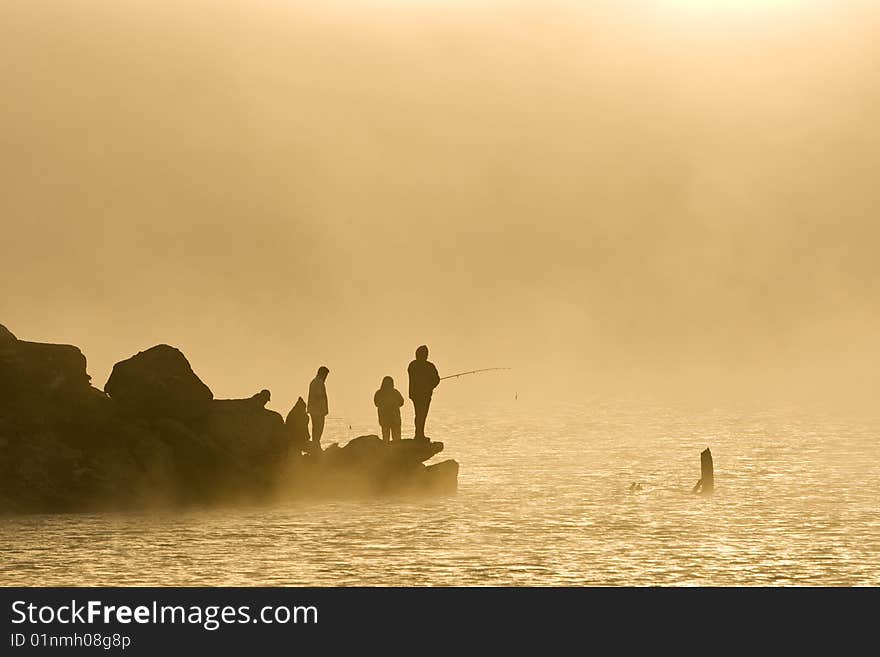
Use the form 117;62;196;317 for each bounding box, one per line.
374;376;404;442
285;396;311;454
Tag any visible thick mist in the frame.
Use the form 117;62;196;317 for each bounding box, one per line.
2;0;878;420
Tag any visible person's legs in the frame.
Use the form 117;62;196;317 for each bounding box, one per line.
391;421;401;442
311;414;325;449
413;396;431;439
422;396;432;439
380;423;391;442
412;398;424;439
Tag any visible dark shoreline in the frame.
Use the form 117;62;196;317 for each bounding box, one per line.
0;324;457;514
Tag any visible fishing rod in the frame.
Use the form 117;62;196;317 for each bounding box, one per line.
318;368;511;427
440;367;511;381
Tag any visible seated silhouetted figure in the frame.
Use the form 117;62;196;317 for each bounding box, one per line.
407;345;440;441
285;396;311;454
250;389;271;408
374;376;404;442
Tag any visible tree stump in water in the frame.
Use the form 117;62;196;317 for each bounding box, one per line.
693;447;714;495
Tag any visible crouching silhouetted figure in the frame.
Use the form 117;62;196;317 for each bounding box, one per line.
285;396;311;455
250;389;271;408
374;376;404;442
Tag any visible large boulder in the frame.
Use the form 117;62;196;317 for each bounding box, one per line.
294;436;452;497
104;345;213;422
339;434;385;461
328;435;444;467
423;460;459;494
202;398;288;466
0;330;92;412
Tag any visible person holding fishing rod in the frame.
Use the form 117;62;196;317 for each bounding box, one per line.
407;345;440;442
407;344;512;441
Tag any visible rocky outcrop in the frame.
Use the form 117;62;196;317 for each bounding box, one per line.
288;436;458;497
105;345;213;423
0;335;178;513
320;435;444;469
0;332;92;412
0;325;458;513
424;460;459;494
205;399;287;460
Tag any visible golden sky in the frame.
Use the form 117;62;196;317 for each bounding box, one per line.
2;0;878;416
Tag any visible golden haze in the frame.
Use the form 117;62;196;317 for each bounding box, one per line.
1;0;878;418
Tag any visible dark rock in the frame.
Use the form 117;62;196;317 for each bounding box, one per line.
0;324;16;343
423;460;459;494
0;429;83;512
168;397;288;502
1;326;460;512
105;345;213;423
388;438;444;462
0;336;92;414
322;435;440;469
341;434;385;458
202;399;288;469
72;419;179;511
291;436;454;497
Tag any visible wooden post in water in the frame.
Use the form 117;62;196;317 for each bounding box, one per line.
698;447;714;495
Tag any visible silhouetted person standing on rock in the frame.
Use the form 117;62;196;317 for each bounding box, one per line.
407;345;439;441
374;376;404;442
308;366;330;450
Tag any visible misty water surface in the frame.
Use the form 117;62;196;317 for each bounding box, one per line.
3;401;878;586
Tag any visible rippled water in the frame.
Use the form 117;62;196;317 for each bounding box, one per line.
2;401;879;585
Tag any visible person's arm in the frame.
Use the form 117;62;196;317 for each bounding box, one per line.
374;391;381;407
431;364;440;389
395;390;404;407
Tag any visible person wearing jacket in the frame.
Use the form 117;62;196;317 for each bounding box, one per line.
285;396;311;455
407;345;440;441
374;376;405;442
307;366;330;450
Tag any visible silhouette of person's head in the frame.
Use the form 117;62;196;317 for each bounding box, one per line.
415;345;429;361
381;375;394;389
317;366;330;380
293;396;306;412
